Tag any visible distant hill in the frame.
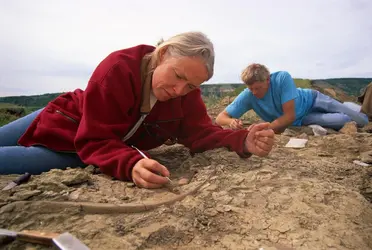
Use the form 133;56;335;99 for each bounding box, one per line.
200;79;312;97
0;92;63;108
0;93;64;126
311;78;372;97
0;78;370;108
200;78;371;98
0;103;25;126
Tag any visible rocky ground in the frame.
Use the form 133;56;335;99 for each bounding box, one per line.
0;103;372;249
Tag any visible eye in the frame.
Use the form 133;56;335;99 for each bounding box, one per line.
174;70;182;79
188;84;196;90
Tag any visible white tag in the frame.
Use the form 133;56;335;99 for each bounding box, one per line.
308;124;327;136
285;138;308;148
353;160;370;167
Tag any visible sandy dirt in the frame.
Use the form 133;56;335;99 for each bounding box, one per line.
1;122;372;250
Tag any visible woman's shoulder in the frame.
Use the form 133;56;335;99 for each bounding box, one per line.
105;44;155;66
89;44;155;84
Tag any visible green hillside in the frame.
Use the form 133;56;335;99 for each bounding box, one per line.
200;78;370;98
0;78;368;106
201;78;312;97
312;78;372;96
294;79;312;88
0;92;63;108
0;77;370;126
0;103;26;126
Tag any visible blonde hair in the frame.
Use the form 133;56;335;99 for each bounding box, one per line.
241;63;270;85
148;31;215;80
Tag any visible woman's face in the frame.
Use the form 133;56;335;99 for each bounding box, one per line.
151;52;209;101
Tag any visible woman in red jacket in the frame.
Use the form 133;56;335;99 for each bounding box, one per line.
0;31;275;189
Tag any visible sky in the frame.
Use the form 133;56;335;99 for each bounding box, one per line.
0;0;371;96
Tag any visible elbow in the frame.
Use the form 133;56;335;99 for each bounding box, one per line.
215;114;222;126
286;113;296;124
215;111;230;126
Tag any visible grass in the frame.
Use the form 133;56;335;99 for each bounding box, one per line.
202;95;221;109
0;103;21;108
0;103;40;126
0;103;22;126
0;113;19;126
294;78;312;88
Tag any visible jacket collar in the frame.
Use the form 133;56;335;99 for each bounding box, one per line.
139;54;153;114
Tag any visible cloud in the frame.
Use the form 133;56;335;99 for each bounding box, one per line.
0;0;371;96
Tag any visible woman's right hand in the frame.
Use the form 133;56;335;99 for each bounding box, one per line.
131;158;170;189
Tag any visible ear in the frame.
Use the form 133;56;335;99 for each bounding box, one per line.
158;45;169;63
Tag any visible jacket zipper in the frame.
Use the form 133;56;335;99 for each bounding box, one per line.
122;114;148;142
56;110;78;124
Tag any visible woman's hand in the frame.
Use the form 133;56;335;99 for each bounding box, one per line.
132;158;170;188
244;122;275;157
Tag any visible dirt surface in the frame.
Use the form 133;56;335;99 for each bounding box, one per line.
1;123;372;250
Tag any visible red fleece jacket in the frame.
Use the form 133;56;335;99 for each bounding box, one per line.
18;44;250;181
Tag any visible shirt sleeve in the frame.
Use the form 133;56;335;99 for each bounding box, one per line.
225;89;252;118
279;71;299;104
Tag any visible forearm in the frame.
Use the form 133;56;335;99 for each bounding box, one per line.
216;112;235;127
179;121;250;157
181;90;250;157
269;115;295;134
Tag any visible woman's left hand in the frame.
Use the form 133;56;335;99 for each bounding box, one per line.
244;122;275;157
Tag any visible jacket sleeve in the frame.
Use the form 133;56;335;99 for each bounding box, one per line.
74;62;145;181
178;89;251;158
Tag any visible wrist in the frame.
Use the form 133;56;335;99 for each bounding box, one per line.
268;122;276;130
269;122;286;134
242;136;253;158
243;147;252;156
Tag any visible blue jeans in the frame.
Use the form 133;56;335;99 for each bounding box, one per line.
0;108;86;175
302;91;369;130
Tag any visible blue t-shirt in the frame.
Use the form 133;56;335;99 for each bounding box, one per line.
225;71;314;126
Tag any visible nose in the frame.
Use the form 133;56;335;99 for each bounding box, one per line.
172;81;189;96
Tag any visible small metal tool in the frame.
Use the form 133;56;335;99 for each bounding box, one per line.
0;228;90;250
2;172;31;190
